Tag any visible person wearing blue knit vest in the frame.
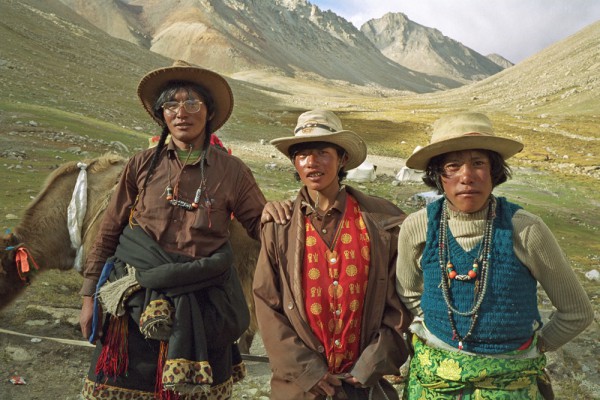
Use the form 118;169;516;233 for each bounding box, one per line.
396;112;593;400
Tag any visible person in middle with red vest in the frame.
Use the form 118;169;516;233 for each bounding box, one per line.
253;109;412;400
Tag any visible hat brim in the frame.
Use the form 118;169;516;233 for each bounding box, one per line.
137;65;233;132
406;136;523;170
271;130;367;171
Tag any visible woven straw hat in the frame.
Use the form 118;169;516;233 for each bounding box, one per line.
137;60;233;132
270;109;367;171
406;112;523;170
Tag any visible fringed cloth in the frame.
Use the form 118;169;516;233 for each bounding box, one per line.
403;335;548;400
88;224;249;399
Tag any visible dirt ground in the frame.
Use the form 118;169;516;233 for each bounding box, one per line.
0;269;404;400
0;269;268;400
1;272;598;399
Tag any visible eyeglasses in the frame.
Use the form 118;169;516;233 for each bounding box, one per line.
162;99;203;114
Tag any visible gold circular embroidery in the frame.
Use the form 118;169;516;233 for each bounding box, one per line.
349;299;360;312
328;319;335;332
353;217;363;230
308;268;320;280
310;303;322;315
328;284;343;298
341;233;352;244
361;246;370;261
334;319;343;334
346;264;358;277
306;236;317;246
348;333;357;343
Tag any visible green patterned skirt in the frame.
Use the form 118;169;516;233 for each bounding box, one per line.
403;335;548;400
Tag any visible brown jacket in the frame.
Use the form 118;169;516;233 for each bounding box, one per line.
81;142;265;295
253;186;411;399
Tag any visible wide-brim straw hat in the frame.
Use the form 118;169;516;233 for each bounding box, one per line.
406;112;523;170
270;109;367;171
137;60;233;132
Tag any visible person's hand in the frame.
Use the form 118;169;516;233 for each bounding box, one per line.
261;200;293;225
309;372;342;397
342;374;367;388
80;295;102;341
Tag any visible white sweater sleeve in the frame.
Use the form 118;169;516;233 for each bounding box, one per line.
396;209;428;317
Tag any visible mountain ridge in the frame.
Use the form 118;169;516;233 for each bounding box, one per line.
57;0;509;92
361;12;504;86
1;0;598;165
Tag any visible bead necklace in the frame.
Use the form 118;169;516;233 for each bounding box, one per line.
324;211;346;265
438;196;496;350
165;148;208;211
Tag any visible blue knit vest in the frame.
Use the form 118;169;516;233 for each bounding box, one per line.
421;197;541;354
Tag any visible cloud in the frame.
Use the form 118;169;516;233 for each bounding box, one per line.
312;0;600;63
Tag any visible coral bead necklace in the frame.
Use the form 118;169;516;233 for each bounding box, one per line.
438;196;496;350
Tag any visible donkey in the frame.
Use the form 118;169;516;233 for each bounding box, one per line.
0;153;260;353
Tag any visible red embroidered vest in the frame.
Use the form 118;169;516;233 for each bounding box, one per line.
303;195;370;373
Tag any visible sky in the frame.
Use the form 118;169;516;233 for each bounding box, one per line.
311;0;600;63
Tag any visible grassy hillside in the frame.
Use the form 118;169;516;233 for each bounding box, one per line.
2;0;598;265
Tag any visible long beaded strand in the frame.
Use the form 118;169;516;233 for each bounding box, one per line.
438;196;496;349
165;150;207;211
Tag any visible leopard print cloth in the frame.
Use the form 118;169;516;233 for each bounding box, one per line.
82;376;233;399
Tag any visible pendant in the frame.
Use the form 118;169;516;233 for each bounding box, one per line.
191;188;202;209
325;249;338;264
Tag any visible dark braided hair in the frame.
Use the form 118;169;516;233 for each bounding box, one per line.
142;81;215;191
422;149;512;194
141;125;170;190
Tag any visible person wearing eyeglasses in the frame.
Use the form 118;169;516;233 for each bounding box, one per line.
78;60;266;399
396;112;593;399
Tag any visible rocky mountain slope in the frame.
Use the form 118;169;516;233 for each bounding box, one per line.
361;12;504;86
2;1;597;123
57;0;443;92
420;21;600;116
57;0;510;92
0;0;175;133
486;53;514;69
1;0;597;164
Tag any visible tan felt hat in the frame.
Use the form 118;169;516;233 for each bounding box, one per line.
271;109;367;171
406;112;523;170
137;60;233;132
